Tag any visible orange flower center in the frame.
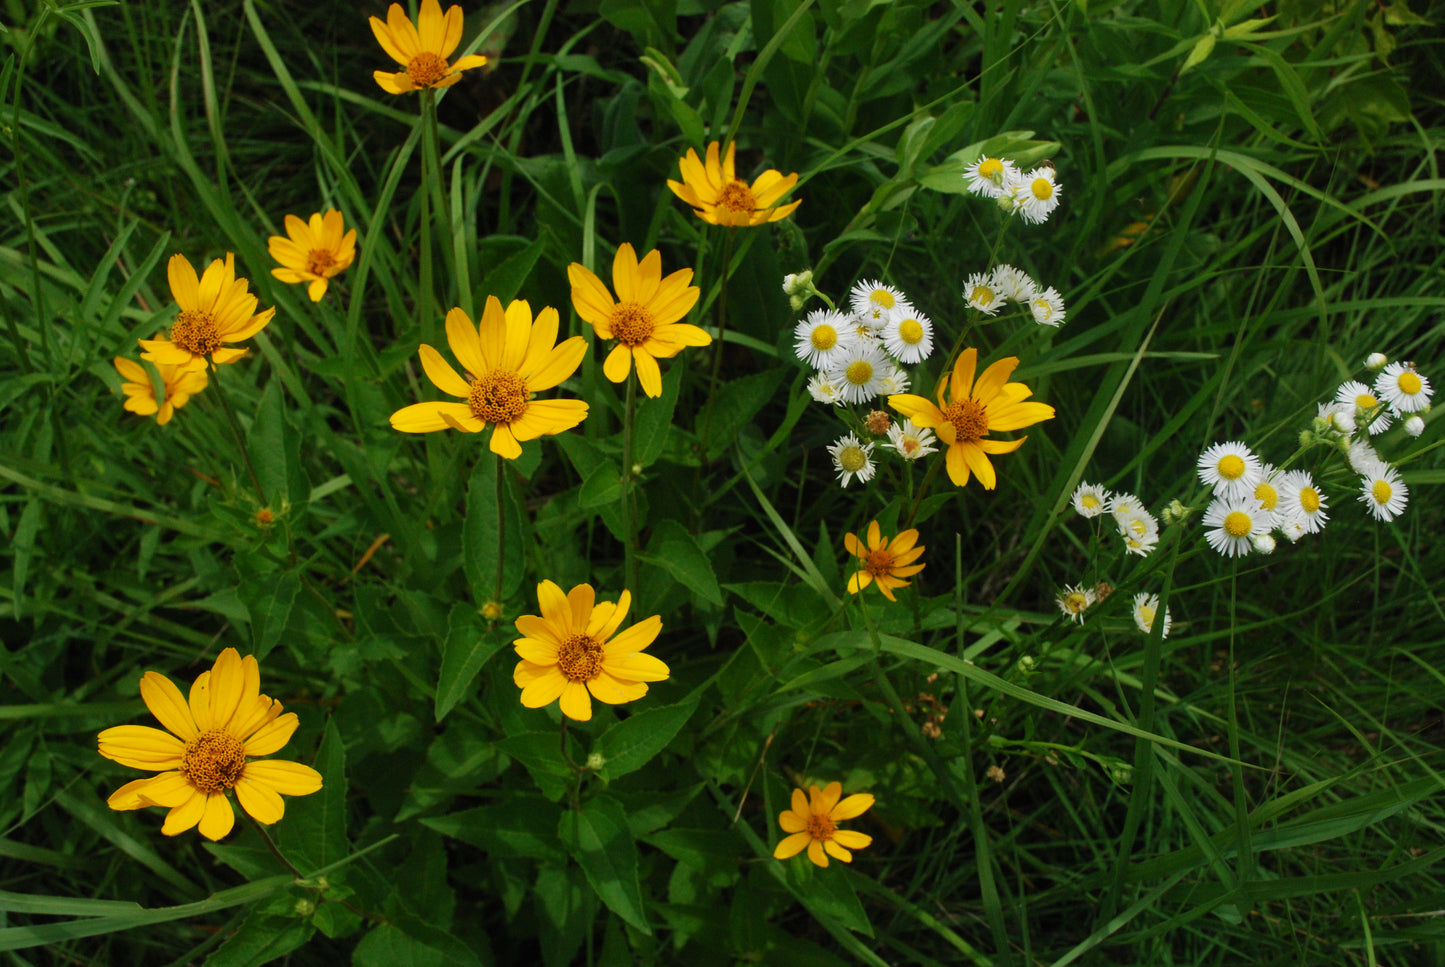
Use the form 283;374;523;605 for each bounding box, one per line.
556;633;604;682
610;302;656;347
804;812;836;841
717;180;757;213
944;398;989;443
864;548;895;578
407;51;449;87
305;249;337;277
170;309;222;356
467;370;529;425
180;728;246;795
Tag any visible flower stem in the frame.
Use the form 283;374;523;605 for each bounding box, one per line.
620;374;638;592
494;451;505;607
904;456;944;530
418;89;441;346
207;361;267;506
698;226;737;455
245;814;385;925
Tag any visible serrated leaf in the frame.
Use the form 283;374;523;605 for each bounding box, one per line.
595;693;700;781
434;604;506;722
244;570;300;660
352;921;485;967
422;795;566;862
632;363;681;468
463;455;526;604
275;718;346;875
639;535;721;605
202;911;312;967
248;379;306;508
558;795;650;933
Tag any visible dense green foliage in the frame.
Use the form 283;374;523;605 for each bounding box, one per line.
2;0;1443;964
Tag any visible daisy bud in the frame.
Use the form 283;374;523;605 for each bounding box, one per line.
782;273;798;293
293;899;316;918
1108;763;1133;785
1017;655;1037;674
1252;534;1276;555
481;600;504;621
1405;415;1425;437
985;765;1006;783
1366;352;1389;371
783;269;813;295
789;294;808;311
586;751;607;771
1299;429;1317;448
1160;498;1192;524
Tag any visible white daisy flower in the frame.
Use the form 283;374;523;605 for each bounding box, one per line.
1252;534;1276;555
887;419;938;461
851;311;884;339
881;310;934;364
992;264;1038;303
807;373;843;405
1131;593;1172;638
1056;583;1095;624
825;342;890;405
1029;286;1066;327
1346;438;1387;477
962;155;1018;198
794;309;856;370
1196;441;1262;500
1202;497;1267;557
1365;352;1389;371
849;279;910;327
1276;470;1329;534
1277;517;1307;543
1013;167;1062;225
828;433;876;488
1404;415;1425;437
1110;492;1144;520
1071;482;1111;518
876;364;910;395
1359;466;1408;522
1374;362;1432;414
1250;465;1283;522
1334;380;1391;435
1116;509;1159;557
1317;400;1355;435
963;271;1005;315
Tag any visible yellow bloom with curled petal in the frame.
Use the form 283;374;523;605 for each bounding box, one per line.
844;521;925;602
138;254;275;373
370;0;488;95
513;580;669;723
389;296;589;458
888;347;1055;490
113;356;208;426
268;210;357;302
97;648;321;841
667;141;801;227
567;243;707;398
774;782;874;868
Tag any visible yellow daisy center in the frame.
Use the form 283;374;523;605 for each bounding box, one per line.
305;249;337;277
1127;518;1148;537
845;360;874;386
1299;487;1320;514
970;285;995;307
810;325;838;351
1371;480;1392;504
1354;392;1378;409
407;51;449;88
1223;511;1253;538
610;302;656;347
1216;454;1246;480
1063;591;1089;614
170;309;223;356
944;398;989;443
1032;298;1054;319
1031;177;1053;200
898;319;924;345
180;729;246;795
467;370;529;425
978;157;1003;182
717;180;757;213
804;812;837;841
1254;482;1278;510
838;445;867;473
1081;494;1102;510
556;633;604;683
869;290;897;310
1139;603;1157;627
1398;372;1422;395
901;437;919;455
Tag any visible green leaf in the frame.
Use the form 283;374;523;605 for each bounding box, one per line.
10;499;41;619
595;692;700;781
463;455;526;605
243;570;300;660
702;370;780;460
639;535;721;605
248;379;306;509
789;864;873;937
495;732;575;802
202;910;312;967
352;921;486;967
558;795;651;933
276;718;346;875
578;459;624;509
434;604;507;722
422;795;566;863
631;362;682;468
480;236;547;305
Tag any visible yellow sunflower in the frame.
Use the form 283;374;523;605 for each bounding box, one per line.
666;141;801;227
567;243;707;398
844;521;925;601
268;210;357;302
512;580;669;722
138;253;275;373
370;0;488;95
98;648;321;841
390;296;589;459
113;356;208;426
773;782;874;868
888;347;1055;490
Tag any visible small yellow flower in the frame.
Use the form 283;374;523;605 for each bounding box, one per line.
666;141;801;227
369;0;488;95
97;648;322;841
268;210;357;302
889;348;1055;490
512;580;669;722
389;296;589;458
138;254;276;372
844;521;925;602
774;782;874;868
567;243;708;398
113;356;208;426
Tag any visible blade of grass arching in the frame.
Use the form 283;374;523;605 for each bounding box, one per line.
188;0;229;190
1047;868;1192;967
0;463;223;541
554;76;586;220
51;790;199;895
449;158;473;317
724;0;817;147
741;464;841;608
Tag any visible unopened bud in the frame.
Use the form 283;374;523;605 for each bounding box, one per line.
585;751;606;771
1366;352;1388;371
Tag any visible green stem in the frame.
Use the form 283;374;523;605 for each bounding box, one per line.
903;455;944;529
699;226;737;454
418;90;440;345
245;815;385;925
494;451;505;607
620;374;638;591
208;361;267;506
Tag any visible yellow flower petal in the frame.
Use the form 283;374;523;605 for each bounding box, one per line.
162;790;207;836
138;671;197;741
243;711;299;757
197;792;235;841
773;831;812;859
242;759;323;797
234;775;285;825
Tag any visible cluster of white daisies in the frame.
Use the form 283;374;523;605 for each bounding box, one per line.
1057;583;1172;639
962;154;1063;226
1070;483;1160;557
961;263;1066;327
